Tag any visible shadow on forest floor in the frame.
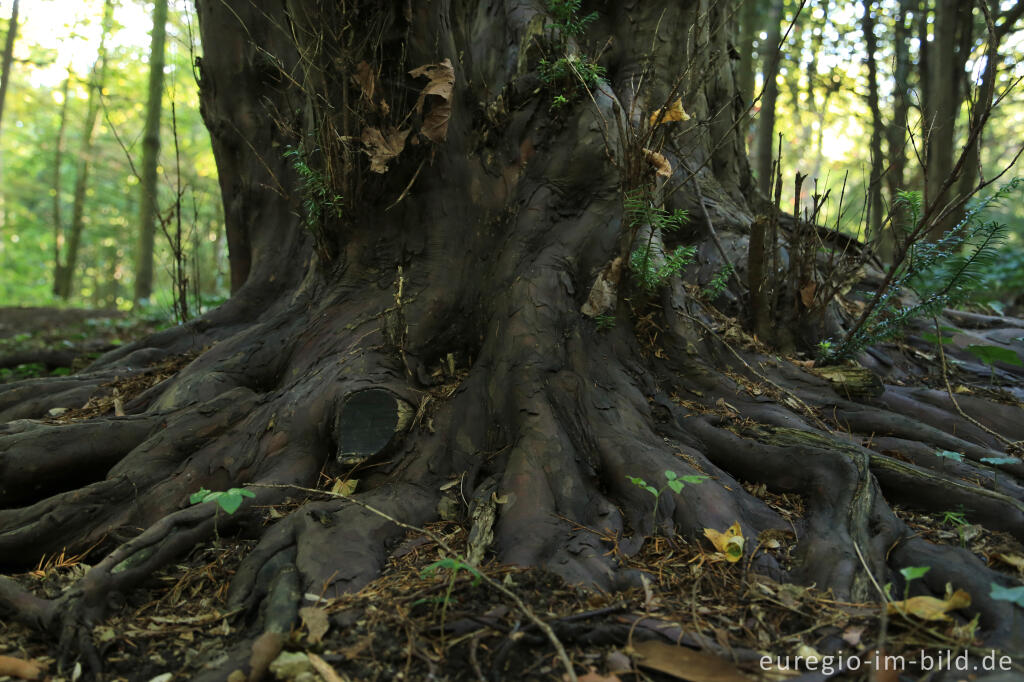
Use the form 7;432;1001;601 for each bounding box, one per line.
0;307;171;385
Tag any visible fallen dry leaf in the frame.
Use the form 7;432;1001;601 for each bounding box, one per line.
649;98;691;127
992;552;1024;573
299;605;330;644
643;148;672;177
887;589;971;621
703;522;744;562
410;58;455;142
632;640;748;682
361;126;410;173
0;656;44;680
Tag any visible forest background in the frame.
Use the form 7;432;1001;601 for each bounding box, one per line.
0;0;1022;320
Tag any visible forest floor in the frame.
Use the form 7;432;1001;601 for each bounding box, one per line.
1;307;1023;681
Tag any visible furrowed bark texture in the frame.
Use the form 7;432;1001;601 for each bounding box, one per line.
1;1;1023;678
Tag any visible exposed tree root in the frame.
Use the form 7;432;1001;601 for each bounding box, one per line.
2;0;1023;677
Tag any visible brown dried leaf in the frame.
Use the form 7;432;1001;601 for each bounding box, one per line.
409;58;455;110
361;126;410;173
799;281;816;307
632;641;748;682
352;61;376;107
410;58;455;142
299;605;330;644
421;101;452;143
643;148;672;177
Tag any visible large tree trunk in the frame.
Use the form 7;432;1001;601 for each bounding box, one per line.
2;1;1023;679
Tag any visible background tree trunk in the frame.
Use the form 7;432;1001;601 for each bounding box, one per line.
862;1;885;245
133;0;168;305
755;0;785;194
0;0;20;138
51;68;71;294
54;0;114;300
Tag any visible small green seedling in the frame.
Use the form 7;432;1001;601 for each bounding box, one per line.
965;344;1023;369
990;583;1024;608
418;557;483;644
627;470;709;532
935;449;964;462
594;314;616;330
981;457;1018;465
900;565;930;601
189;487;255;515
941;509;968;527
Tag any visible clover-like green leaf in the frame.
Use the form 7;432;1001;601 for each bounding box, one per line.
900;565;930;582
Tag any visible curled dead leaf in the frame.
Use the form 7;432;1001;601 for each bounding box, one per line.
649;98;690;127
643;148;672;177
703;522;744;562
410;58;455;142
887;589;971;621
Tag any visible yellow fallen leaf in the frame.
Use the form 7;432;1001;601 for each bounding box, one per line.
649;98;691;127
992;552;1024;573
887;589;971;621
703;522;744;562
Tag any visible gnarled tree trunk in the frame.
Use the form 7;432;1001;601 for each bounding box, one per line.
2;1;1023;679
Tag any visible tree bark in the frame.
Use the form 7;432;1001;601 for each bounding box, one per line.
862;1;885;245
754;0;784;194
0;0;19;138
1;2;1023;678
51;69;70;293
923;0;971;241
133;0;168;304
54;0;114;300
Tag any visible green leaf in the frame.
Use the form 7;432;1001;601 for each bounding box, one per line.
230;487;256;498
900;566;930;582
981;457;1017;465
664;471;678;481
666;480;683;494
681;475;710;484
217;491;244;514
936;450;964;462
189;488;212;505
965;344;1023;367
990;583;1024;607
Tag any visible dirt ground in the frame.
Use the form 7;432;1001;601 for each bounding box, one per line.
1;308;1023;681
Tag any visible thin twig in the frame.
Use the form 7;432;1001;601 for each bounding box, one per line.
249;482;578;682
932;317;1017;450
